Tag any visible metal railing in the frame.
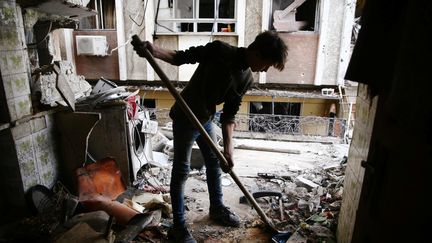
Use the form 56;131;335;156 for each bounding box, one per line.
233;113;347;139
148;109;348;140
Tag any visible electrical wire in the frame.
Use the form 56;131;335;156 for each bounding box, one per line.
156;23;175;33
108;39;132;56
108;0;148;56
154;0;174;37
128;0;148;27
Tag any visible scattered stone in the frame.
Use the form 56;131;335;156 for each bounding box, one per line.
296;176;320;191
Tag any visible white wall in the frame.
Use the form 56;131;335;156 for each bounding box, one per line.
178;35;208;81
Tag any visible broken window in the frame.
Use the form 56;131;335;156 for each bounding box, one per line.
271;0;318;32
79;0;116;30
156;0;236;33
250;102;301;116
249;102;301;133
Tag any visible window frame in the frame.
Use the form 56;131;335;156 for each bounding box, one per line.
78;0;117;30
156;0;238;34
249;101;302;116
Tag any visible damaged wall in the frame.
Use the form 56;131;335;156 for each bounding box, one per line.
0;0;70;219
0;0;36;208
138;88;343;140
342;1;431;242
139;88;337;117
336;83;376;242
104;0;353;86
266;0;356;86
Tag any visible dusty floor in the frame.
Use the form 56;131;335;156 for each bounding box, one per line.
0;138;347;243
183;176;272;242
161;138;349;242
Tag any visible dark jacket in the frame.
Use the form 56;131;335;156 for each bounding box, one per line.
169;40;253;125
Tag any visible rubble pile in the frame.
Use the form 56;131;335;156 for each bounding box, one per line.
132;123;347;242
0;116;347;243
132;139;346;242
254;164;345;242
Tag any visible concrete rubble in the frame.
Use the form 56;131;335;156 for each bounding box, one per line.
33;61;92;107
2;80;347;242
125;124;347;242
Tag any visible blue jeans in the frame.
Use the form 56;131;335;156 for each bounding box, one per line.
170;120;223;226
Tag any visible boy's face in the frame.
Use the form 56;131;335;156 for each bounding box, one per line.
250;58;273;72
249;54;275;72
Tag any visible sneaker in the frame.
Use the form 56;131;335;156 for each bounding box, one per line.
167;225;197;243
209;205;241;227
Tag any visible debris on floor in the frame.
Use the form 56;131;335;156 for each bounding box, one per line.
0;119;347;242
131;129;347;242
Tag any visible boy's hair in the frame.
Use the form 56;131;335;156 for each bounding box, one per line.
247;31;288;71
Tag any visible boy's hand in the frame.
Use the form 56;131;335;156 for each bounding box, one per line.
221;149;234;173
131;35;154;57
